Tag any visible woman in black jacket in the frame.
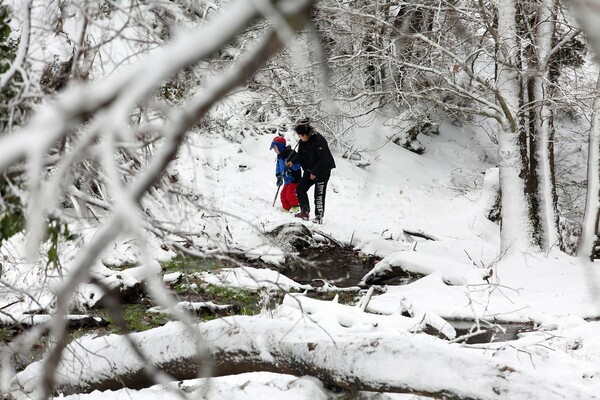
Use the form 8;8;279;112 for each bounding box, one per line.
292;119;336;223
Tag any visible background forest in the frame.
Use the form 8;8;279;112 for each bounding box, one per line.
1;0;600;399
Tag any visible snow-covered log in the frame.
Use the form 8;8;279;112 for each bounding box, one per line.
197;265;312;292
11;316;598;399
359;251;492;287
77;260;163;308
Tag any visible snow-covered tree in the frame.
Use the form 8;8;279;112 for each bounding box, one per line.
570;0;600;260
304;1;575;254
578;72;600;260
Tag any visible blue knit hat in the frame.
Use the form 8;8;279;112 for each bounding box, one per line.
269;136;286;153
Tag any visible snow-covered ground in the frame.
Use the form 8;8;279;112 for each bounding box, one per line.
4;114;600;398
181;119;600;324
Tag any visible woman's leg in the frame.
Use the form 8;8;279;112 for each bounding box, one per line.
313;173;330;219
296;174;315;213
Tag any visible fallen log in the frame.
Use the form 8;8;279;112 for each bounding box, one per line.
11;316;597;400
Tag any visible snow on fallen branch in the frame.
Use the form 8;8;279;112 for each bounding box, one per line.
10;316;597;399
359;250;492;286
282;293;456;339
197;266;362;294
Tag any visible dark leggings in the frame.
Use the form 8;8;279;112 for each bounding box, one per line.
296;172;330;218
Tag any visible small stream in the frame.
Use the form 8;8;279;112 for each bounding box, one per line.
268;222;422;288
278;244;534;344
1;227;538;373
279;244;379;287
448;320;536;344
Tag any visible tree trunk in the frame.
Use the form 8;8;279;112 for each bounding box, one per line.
569;1;600;260
496;1;538;254
532;0;562;251
578;71;600;260
11;316;598;400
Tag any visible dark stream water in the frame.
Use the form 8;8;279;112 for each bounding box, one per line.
444;320;536;344
280;244;379;287
274;243;421;288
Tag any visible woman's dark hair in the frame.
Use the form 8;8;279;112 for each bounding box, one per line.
294;123;312;136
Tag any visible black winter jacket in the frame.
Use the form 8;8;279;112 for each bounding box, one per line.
297;132;336;178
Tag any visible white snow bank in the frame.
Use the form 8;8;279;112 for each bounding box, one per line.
360;250;491;286
245;244;286;265
55;373;330;400
367;252;600;323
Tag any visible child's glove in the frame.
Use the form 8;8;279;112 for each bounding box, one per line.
276;175;283;186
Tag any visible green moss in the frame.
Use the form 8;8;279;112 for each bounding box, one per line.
161;255;187;272
202;284;253;302
160;254;230;273
201;284;261;315
97;304;172;333
0;328;13;342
